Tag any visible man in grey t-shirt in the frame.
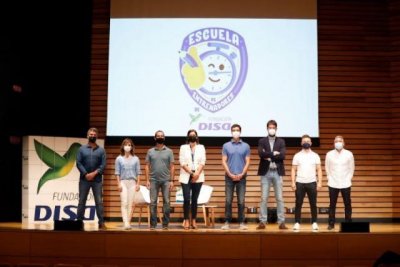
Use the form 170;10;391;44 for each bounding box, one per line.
145;130;175;230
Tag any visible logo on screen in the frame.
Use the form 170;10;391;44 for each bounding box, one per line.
179;28;248;113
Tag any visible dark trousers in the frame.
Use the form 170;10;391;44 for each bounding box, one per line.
328;186;352;225
181;182;203;220
295;182;317;223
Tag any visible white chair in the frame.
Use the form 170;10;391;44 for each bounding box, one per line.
131;185;160;226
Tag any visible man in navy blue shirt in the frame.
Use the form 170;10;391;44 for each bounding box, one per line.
76;127;107;230
221;124;250;230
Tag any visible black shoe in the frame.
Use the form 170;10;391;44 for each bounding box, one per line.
327;224;335;230
256;222;266;230
279;223;288;230
98;223;107;230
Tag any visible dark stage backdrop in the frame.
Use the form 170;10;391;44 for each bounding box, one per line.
0;0;92;221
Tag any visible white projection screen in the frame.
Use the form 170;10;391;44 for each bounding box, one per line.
107;0;318;143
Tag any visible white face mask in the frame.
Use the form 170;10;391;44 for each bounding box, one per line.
232;131;241;139
334;142;343;150
124;145;132;152
268;129;276;136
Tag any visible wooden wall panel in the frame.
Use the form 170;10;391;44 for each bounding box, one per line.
90;0;400;222
390;0;400;220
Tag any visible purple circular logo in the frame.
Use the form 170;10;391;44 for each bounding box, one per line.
179;27;248;113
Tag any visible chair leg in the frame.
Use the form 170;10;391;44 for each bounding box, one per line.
202;205;209;227
147;205;150;227
139;206;143;226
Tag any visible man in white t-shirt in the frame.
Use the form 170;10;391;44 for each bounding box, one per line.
325;135;355;230
291;134;322;231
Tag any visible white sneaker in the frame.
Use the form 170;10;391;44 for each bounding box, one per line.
124;224;132;230
221;222;230;230
293;222;300;231
239;223;248;230
312;222;319;231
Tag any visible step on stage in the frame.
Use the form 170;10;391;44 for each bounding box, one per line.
1;222;400;267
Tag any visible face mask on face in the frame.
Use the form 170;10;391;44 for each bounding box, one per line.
232;131;241;139
188;136;197;143
88;136;97;143
302;143;311;149
335;142;344;150
155;138;165;144
124;145;132;152
268;129;276;137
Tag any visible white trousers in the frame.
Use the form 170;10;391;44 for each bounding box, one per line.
120;179;137;227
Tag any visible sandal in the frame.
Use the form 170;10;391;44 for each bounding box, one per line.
183;220;190;230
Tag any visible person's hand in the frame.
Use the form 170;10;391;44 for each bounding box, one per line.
291;182;296;191
232;174;240;181
85;172;95;181
192;172;199;182
227;172;235;179
146;181;150;189
135;184;140;191
273;151;280;156
118;184;122;192
180;46;205;90
169;181;174;191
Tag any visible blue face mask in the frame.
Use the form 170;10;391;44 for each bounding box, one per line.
302;143;311;149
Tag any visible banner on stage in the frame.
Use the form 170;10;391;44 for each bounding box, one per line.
21;136;104;229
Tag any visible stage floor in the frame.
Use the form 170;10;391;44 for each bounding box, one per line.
1;221;400;267
1;221;400;233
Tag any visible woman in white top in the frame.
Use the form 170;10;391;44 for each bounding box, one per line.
179;129;206;229
115;138;141;230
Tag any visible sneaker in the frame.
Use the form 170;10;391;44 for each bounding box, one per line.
256;222;266;230
124;225;132;230
279;223;288;230
327;224;334;230
239;223;248;230
312;222;319;231
221;222;230;230
150;225;156;230
293;222;300;231
162;225;169;230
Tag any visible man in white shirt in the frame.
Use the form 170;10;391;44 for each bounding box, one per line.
325;135;355;230
291;134;322;231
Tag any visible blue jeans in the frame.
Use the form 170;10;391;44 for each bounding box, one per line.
225;174;246;223
259;169;285;224
150;180;170;227
77;179;104;225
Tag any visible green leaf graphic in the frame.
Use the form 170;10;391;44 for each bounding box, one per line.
35;140;82;194
189;113;201;124
34;139;66;169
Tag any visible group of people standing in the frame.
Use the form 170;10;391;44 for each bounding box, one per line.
75;122;354;231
